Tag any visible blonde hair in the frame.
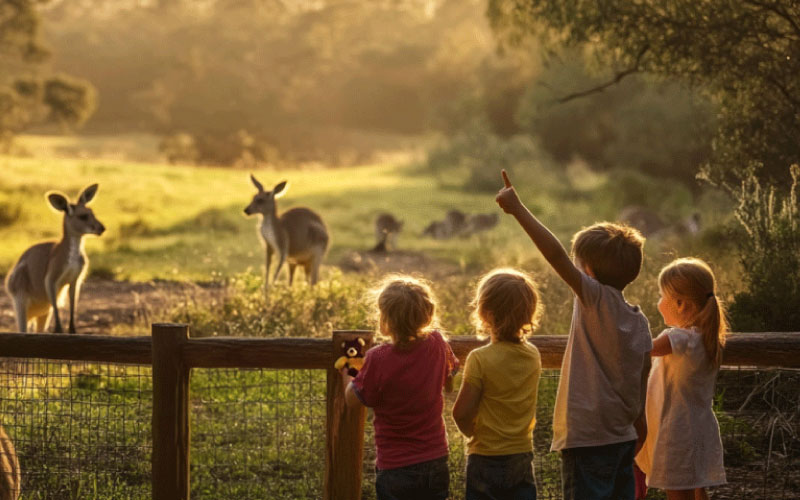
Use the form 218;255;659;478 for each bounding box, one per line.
572;222;645;290
472;268;542;343
370;274;439;349
659;257;728;368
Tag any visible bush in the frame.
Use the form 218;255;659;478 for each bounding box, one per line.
159;132;199;165
170;270;372;338
719;165;800;331
0;198;22;228
425;121;559;192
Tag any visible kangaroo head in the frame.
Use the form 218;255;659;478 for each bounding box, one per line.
244;174;288;217
47;184;105;237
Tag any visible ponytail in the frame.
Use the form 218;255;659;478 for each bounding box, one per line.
694;294;728;369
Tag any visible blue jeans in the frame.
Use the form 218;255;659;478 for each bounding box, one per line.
561;440;636;500
466;452;537;500
375;455;449;500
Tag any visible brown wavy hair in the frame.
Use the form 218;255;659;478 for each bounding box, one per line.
659;257;728;369
572;222;645;290
370;274;439;349
471;268;541;343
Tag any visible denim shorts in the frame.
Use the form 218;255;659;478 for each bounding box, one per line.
561;440;636;500
375;455;449;500
466;451;537;500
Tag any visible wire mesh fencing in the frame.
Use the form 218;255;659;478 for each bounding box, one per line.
1;355;798;500
0;358;152;500
189;368;327;499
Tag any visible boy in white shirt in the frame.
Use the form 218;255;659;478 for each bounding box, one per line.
496;170;652;500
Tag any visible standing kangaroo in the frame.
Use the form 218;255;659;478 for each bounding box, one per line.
4;184;105;333
244;175;329;288
0;425;20;500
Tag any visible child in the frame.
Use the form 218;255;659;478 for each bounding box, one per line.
496;170;653;500
452;268;543;500
635;258;727;500
342;275;459;500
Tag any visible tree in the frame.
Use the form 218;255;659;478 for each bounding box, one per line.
0;0;95;149
487;0;800;184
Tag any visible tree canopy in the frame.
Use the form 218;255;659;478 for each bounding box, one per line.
0;0;95;149
488;0;800;184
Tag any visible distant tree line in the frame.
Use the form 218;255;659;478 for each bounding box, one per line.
0;0;95;151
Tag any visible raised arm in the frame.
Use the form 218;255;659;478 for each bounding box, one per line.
496;170;583;298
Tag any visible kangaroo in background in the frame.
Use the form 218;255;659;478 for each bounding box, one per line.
5;184;105;333
0;425;20;500
371;213;403;252
244;175;329;288
462;213;499;236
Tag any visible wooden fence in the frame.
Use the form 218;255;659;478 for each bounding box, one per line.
1;324;799;500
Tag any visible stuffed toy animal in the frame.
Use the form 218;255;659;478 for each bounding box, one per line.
334;337;366;377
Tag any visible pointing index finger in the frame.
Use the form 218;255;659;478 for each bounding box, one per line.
501;169;512;188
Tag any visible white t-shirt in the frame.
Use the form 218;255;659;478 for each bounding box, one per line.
635;328;726;489
551;272;652;451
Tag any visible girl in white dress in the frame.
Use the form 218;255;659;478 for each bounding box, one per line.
635;257;727;500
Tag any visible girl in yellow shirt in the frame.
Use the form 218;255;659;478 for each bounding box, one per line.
453;268;543;500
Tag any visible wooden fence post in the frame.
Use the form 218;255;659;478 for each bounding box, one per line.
151;323;190;500
324;331;374;500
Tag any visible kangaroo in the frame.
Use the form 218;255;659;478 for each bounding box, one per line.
244;175;329;288
462;213;499;236
371;213;403;252
422;209;468;239
618;205;666;237
0;425;20;500
5;184;105;333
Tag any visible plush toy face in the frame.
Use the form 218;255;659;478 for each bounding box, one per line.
342;338;366;358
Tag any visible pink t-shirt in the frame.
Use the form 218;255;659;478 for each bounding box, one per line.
351;330;459;470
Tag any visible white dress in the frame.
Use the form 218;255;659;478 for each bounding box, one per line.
635;328;726;490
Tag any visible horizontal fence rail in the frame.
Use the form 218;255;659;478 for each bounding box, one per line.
1;326;799;500
2;330;799;369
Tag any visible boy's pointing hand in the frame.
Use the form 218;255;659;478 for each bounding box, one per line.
496;169;522;215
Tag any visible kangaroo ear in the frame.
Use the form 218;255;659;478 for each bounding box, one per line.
47;192;72;214
273;181;288;198
250;174;264;192
78;184;99;205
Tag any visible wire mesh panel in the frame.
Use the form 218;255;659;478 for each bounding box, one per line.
189;368;327;499
710;368;800;500
0;358;152;500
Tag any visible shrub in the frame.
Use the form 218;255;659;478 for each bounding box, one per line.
170;270;372;338
716;165;800;331
0;198;22;228
425;121;559;192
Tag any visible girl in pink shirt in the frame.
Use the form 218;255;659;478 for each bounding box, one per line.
342;275;459;500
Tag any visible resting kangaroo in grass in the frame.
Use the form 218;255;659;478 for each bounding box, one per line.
0;425;20;500
244;175;329;289
5;184;105;333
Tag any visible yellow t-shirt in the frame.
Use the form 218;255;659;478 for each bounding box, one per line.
463;340;542;456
